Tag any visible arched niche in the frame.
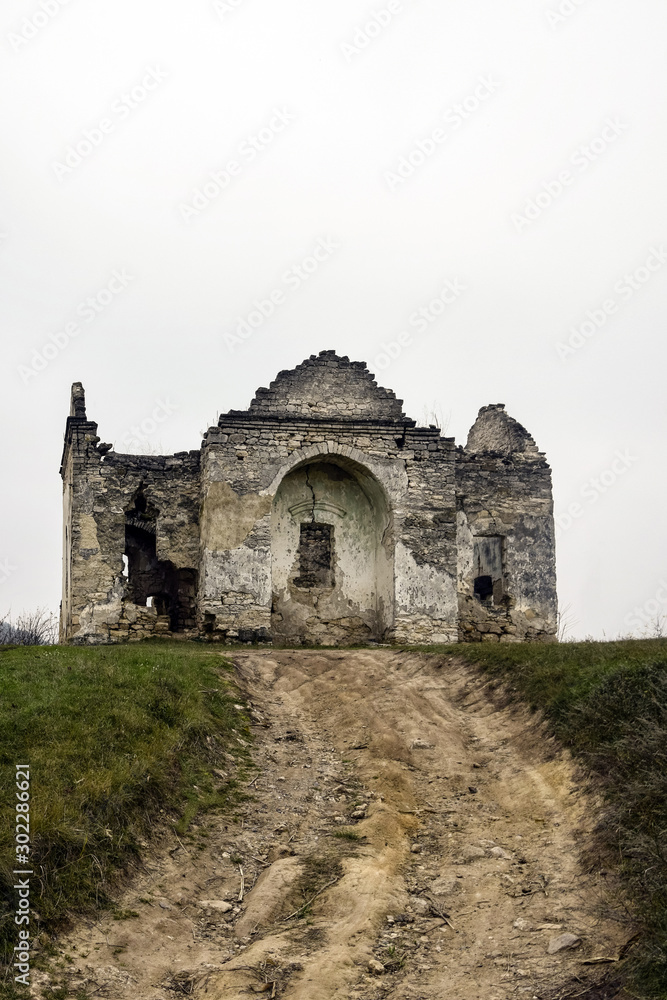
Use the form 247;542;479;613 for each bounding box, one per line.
270;454;394;645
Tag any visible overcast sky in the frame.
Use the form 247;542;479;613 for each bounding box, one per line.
1;0;665;640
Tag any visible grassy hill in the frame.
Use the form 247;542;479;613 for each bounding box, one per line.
444;638;667;998
0;643;251;997
0;638;665;998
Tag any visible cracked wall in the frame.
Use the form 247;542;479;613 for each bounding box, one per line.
455;405;558;643
270;460;392;645
60;389;200;644
60;355;557;646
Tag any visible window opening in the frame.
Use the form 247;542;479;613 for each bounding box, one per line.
294;522;334;589
473;575;493;600
122;487;197;631
146;594;170;615
473;536;504;605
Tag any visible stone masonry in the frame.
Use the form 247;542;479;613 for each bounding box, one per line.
59;352;558;645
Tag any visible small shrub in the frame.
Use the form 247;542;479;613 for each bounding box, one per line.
332;828;362;841
0;608;57;645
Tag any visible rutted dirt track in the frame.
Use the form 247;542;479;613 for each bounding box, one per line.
44;651;630;1000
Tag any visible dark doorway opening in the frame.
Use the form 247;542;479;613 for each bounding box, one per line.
123;488;197;631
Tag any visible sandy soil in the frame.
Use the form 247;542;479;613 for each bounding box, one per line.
38;650;632;1000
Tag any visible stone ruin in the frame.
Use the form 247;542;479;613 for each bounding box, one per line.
59;351;557;645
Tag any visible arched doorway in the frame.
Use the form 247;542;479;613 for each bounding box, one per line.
270;456;393;644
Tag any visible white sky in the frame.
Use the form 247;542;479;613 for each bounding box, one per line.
1;0;666;639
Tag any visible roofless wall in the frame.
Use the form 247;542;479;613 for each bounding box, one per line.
60;352;557;645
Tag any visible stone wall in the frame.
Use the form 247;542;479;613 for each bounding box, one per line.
455;405;557;643
60;386;201;644
59;355;557;646
242;350;406;421
270;461;388;644
199;412;458;645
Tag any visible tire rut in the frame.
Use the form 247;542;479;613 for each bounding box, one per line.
42;651;631;1000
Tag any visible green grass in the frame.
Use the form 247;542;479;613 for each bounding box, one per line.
0;642;251;993
331;828;363;841
407;639;667;998
2;637;665;996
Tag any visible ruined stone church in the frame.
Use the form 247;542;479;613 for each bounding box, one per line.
59;351;557;646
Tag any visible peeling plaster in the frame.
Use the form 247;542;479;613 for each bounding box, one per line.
203;547;271;606
60;354;557;645
201;481;272;551
77;514;100;554
395;541;457;620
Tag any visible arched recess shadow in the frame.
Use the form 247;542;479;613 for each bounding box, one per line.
269;451;394;645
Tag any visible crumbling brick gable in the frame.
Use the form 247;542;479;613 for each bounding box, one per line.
239;350;406;421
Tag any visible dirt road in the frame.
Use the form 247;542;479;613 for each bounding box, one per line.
46;651;630;1000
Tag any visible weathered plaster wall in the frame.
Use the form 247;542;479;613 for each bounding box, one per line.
270;460;390;644
199;417;459;644
193;351;462;645
60;392;201;643
197;438;273;642
455;404;558;643
60;355;557;647
394;427;459;644
60;414;113;643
